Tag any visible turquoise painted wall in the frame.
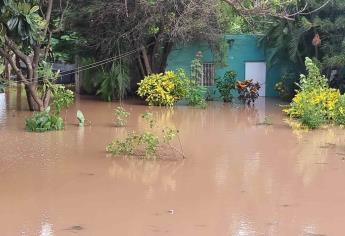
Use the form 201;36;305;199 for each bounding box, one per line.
166;34;291;97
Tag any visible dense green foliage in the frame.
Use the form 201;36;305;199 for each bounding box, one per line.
25;82;74;132
50;84;74;115
216;70;237;102
186;80;207;108
188;55;207;108
274;72;298;100
0;0;46;45
190;54;203;82
334;95;345;125
260;0;345;89
97;63;130;102
79;60;130;102
0;0;54;111
50;32;85;63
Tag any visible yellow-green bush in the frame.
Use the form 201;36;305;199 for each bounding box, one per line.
283;88;340;120
284;57;344;129
334;95;345;125
137;70;189;106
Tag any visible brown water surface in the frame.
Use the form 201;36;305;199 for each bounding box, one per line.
1;90;345;236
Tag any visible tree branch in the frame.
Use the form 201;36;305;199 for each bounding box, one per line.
222;0;329;21
4;37;34;81
0;48;27;84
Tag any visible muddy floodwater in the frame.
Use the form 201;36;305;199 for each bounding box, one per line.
1;90;345;236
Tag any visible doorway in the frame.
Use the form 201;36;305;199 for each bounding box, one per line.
245;62;266;96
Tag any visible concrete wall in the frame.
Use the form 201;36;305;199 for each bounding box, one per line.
166;34;292;97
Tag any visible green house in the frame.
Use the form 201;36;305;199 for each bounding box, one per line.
166;34;292;97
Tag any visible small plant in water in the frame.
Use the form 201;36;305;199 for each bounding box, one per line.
142;112;156;128
140;131;160;157
26;107;64;132
106;112;184;159
114;106;130;127
216;70;237;102
236;79;261;105
77;110;85;127
186;80;207;109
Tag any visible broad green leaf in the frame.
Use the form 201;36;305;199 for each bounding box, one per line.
77;110;85;126
0;64;5;74
7;17;18;30
30;6;39;14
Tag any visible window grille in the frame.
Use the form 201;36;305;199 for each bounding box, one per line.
202;63;215;86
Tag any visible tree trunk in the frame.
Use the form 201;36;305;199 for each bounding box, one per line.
25;84;46;111
25;85;36;111
4;60;11;80
141;46;152;75
16;82;22;110
137;54;146;78
151;39;161;73
158;42;173;73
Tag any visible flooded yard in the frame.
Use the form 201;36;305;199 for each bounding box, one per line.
1;91;345;236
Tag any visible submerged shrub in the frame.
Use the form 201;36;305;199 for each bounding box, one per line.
51;84;74;115
284;57;343;129
284;88;340;120
190;53;203;82
137;70;189;106
186;80;207;108
298;57;328;92
77;110;85;127
274;72;298;100
106;112;183;159
114;106;130;127
26;83;74;132
236;79;261;105
216;70;237;102
299;106;326;129
334;95;345;125
26;108;64;132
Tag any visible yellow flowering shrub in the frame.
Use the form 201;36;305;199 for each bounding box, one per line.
137;69;189;106
284;88;340;119
283;57;345;129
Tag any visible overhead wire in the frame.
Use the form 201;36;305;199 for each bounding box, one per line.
1;43;153;86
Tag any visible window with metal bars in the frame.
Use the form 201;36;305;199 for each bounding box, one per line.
201;63;215;86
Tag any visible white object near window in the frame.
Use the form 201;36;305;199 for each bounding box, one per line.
245;62;266;96
202;63;215;86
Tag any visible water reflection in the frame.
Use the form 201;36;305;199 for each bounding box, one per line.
295;128;345;185
108;159;185;199
230;215;256;236
0;93;6;126
39;221;54;236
